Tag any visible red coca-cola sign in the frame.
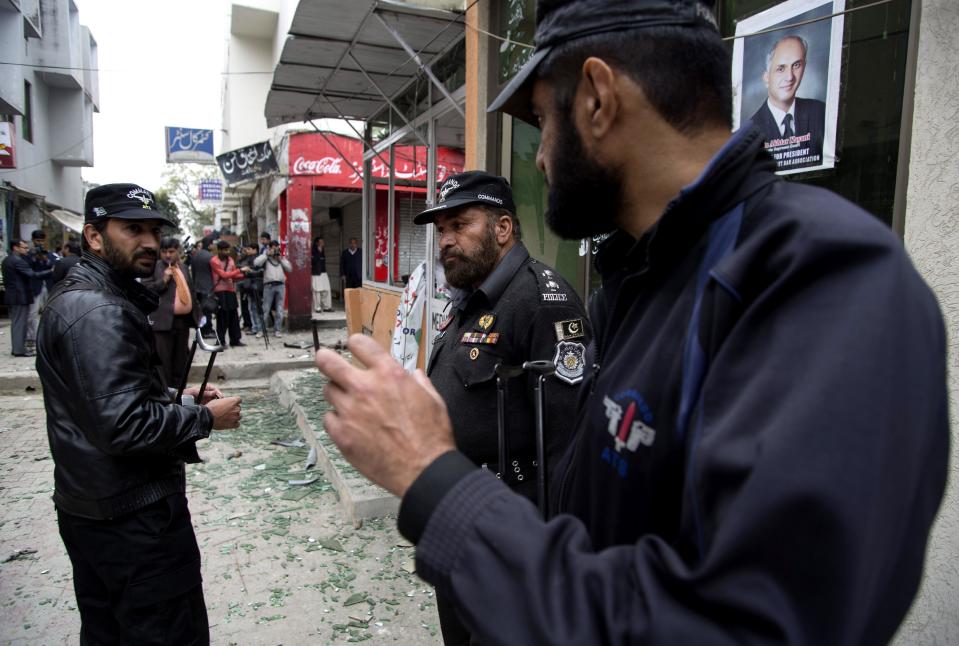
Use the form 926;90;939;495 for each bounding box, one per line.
288;132;464;190
292;155;346;176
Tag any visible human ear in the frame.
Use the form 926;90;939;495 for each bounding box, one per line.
83;223;103;252
579;57;619;140
494;215;513;244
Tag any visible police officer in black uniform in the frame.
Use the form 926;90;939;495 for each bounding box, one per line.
413;170;591;645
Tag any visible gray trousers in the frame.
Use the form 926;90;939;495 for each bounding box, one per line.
25;283;47;343
8;304;29;355
262;282;285;333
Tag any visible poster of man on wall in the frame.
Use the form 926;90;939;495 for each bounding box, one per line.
732;0;844;175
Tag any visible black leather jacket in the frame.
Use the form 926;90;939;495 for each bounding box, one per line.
37;252;214;519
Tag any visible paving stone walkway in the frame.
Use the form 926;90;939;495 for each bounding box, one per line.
0;364;443;644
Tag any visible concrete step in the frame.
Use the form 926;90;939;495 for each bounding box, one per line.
270;369;397;528
0;358;317;392
0;380;269;412
185;358;315;383
0;394;45;411
309;316;347;329
207;377;272;391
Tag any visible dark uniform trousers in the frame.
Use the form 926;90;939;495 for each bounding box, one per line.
57;493;209;645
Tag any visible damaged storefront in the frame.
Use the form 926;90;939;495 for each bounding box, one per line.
264;0;467;365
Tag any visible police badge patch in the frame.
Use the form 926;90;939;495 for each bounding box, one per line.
553;341;586;384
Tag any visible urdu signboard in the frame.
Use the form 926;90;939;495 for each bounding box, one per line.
165;127;215;164
216;141;279;185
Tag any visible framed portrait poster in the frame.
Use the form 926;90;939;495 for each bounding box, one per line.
731;0;845;175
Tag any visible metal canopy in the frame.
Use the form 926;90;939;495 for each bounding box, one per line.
265;0;464;128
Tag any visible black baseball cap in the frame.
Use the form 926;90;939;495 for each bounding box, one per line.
413;171;516;225
487;0;718;125
84;183;174;225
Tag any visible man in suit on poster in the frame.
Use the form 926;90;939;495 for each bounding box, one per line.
750;34;825;169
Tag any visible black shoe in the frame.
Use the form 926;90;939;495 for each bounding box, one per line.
232;341;247;347
12;351;36;357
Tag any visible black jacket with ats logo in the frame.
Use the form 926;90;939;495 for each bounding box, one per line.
397;127;948;645
37;252;214;520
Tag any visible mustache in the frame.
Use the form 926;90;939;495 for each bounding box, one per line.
440;249;470;264
134;249;158;260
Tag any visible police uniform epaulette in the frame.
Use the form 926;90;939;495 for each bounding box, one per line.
528;259;571;303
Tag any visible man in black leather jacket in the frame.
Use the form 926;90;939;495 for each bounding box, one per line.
37;183;243;645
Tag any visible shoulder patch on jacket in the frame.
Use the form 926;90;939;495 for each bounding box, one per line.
529;262;570;302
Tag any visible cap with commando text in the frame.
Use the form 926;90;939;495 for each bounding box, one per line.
83;183;174;225
413;171;517;225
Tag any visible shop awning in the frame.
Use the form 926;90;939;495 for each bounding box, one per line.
48;208;84;233
1;180;45;201
265;0;464;127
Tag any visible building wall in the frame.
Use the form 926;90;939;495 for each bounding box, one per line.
0;0;96;214
896;0;959;643
1;68;88;211
0;3;25;116
223;33;274;152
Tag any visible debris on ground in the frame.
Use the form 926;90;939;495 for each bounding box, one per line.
270;437;305;448
4;548;38;563
190;390;439;642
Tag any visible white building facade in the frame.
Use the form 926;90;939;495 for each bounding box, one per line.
0;0;98;248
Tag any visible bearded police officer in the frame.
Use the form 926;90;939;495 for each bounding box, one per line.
37;183;243;644
413;170;590;645
314;0;947;643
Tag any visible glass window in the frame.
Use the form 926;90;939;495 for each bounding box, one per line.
432;38;467;96
392;77;430;126
720;0;912;226
497;0;536;85
369;108;390;146
510;119;586;296
22;81;33;144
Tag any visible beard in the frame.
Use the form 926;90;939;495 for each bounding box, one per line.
545;111;622;240
101;232;157;278
441;221;501;290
